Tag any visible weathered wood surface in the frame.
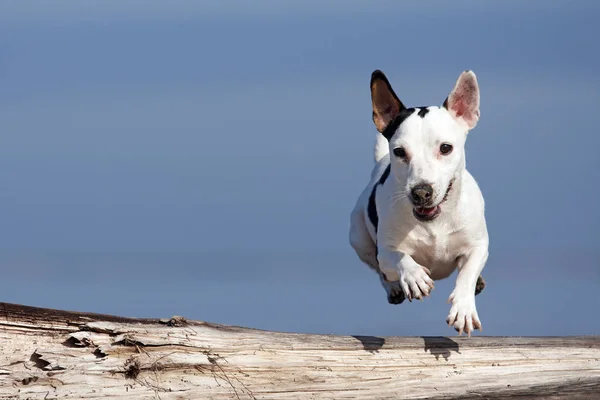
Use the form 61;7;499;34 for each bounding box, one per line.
0;302;599;399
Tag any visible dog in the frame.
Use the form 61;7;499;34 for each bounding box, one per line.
349;69;489;336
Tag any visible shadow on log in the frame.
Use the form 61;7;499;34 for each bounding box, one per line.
1;302;599;399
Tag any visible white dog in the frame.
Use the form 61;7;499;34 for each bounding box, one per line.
349;69;489;336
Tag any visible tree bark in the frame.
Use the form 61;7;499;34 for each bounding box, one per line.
1;302;599;399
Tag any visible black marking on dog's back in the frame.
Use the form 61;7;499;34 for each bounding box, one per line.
381;107;432;141
367;164;391;232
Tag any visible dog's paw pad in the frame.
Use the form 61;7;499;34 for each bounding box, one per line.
475;275;486;296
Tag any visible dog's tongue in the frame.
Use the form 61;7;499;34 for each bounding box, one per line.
417;206;438;216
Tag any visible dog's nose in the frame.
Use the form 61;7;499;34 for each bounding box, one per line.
411;184;434;204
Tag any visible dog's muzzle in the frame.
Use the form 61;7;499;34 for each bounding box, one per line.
410;184;434;206
411;180;454;222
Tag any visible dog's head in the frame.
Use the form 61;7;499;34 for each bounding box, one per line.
370;70;480;222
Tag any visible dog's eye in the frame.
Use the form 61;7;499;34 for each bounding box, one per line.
393;147;407;159
440;143;453;155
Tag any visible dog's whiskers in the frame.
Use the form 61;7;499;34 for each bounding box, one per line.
387;191;408;207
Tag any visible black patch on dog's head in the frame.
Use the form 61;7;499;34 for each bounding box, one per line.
382;108;415;141
381;107;432;141
367;164;391;232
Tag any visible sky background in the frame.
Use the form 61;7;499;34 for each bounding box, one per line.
0;0;599;337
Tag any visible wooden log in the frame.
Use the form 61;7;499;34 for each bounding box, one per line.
0;302;599;399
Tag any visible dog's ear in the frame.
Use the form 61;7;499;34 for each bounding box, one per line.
443;70;480;131
371;70;405;133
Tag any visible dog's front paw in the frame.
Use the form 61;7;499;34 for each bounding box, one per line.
446;292;482;336
399;266;435;301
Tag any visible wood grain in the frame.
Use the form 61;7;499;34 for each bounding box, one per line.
1;302;599;399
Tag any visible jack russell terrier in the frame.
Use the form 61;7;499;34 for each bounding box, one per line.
349;70;489;336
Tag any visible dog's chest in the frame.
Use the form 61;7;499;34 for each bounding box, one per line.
401;226;464;279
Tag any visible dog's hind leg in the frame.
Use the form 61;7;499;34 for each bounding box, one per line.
475;275;486;295
350;201;406;305
380;275;406;304
349;202;379;271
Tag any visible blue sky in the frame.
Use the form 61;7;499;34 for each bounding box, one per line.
0;0;599;337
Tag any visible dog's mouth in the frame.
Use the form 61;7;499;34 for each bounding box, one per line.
412;180;454;222
413;205;441;221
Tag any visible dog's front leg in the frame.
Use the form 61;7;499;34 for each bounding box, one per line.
377;247;435;302
447;245;488;336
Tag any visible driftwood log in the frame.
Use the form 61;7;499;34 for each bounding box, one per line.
0;302;599;399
